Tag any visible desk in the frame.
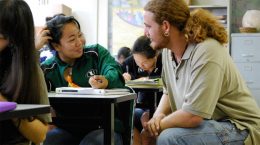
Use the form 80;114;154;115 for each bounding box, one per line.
0;104;51;121
128;85;163;116
0;104;51;144
48;93;136;145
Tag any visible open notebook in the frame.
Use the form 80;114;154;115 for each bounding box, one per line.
0;102;17;113
55;87;130;95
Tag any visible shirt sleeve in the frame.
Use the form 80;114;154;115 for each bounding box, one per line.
97;45;125;88
182;41;225;119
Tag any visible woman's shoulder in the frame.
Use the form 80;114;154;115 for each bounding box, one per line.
83;44;109;57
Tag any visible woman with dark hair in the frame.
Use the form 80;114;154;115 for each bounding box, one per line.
121;35;162;145
40;15;125;145
0;0;51;144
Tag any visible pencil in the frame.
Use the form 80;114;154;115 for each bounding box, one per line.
126;65;129;73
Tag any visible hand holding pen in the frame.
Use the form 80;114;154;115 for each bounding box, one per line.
123;65;131;81
89;75;108;89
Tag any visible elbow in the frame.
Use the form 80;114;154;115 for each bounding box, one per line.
32;126;48;144
189;116;203;127
32;134;46;145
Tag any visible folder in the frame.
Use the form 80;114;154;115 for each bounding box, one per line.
0;102;17;113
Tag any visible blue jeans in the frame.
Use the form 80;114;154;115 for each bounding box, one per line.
43;128;123;145
157;120;248;145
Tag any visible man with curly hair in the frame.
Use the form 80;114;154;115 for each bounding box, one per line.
140;0;260;145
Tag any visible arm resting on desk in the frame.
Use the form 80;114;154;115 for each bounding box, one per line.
13;118;48;144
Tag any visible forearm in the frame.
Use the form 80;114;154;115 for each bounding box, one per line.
153;94;171;117
160;109;203;130
14;118;48;144
104;71;124;88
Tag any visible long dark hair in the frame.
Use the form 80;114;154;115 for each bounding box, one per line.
0;0;42;104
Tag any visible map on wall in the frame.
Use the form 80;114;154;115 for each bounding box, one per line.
113;0;148;27
109;0;149;55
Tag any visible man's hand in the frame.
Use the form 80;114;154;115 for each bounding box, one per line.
144;113;166;137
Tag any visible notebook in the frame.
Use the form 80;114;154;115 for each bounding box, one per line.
126;78;162;86
0;101;17;113
55;87;130;95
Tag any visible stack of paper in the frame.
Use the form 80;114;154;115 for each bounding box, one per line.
55;87;130;95
126;78;162;86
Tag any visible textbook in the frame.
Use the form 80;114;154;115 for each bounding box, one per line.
55;87;130;95
0;102;17;113
126;78;162;86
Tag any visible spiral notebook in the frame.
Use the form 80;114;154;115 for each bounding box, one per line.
55;87;130;95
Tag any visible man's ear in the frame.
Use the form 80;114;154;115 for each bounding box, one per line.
162;20;170;32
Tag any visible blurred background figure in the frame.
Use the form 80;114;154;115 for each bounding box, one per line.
117;46;131;65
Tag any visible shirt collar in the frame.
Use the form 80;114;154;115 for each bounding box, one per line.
182;43;196;60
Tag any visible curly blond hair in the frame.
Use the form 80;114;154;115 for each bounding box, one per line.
144;0;228;44
185;9;228;44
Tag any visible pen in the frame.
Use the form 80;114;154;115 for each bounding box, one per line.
126;65;129;73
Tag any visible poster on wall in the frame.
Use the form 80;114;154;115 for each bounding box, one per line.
109;0;149;55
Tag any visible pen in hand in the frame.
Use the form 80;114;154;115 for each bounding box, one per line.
126;65;129;73
90;75;103;83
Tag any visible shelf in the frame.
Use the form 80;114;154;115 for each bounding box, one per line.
189;5;227;9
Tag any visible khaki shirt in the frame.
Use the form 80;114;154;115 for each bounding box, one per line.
162;38;260;145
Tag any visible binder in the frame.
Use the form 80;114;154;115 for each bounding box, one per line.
0;102;17;113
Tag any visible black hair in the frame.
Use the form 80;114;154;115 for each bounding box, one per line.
132;36;156;59
45;13;65;22
46;15;81;50
0;0;42;104
117;46;131;59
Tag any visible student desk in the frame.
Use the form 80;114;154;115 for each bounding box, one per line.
48;92;136;145
0;104;50;121
0;104;51;143
128;85;163;116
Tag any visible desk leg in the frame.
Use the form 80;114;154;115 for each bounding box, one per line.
0;123;2;144
104;103;115;145
150;92;157;117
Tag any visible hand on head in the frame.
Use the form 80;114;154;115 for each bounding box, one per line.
88;75;108;89
35;27;52;50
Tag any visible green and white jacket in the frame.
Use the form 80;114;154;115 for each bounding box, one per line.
41;44;125;91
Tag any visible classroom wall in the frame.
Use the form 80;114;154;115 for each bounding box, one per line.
26;0;108;48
